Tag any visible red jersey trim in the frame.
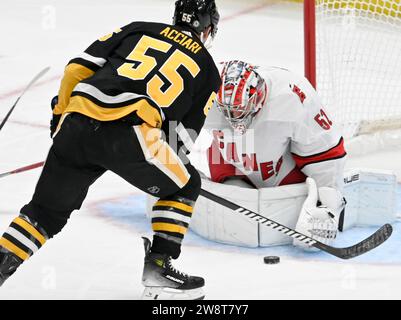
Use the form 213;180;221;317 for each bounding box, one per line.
292;137;346;170
279;166;307;186
208;140;237;183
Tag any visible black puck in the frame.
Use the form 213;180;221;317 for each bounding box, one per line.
264;256;280;264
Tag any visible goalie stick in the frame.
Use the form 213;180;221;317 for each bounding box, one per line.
200;188;393;259
0;67;50;132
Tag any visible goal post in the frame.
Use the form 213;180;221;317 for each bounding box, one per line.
304;0;401;140
304;0;316;89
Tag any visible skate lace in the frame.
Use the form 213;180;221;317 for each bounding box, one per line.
166;257;188;278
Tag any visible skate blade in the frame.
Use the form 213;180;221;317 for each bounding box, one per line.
141;287;205;300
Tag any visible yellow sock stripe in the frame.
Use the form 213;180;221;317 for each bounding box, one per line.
152;222;188;235
0;237;29;261
13;217;46;246
154;200;193;214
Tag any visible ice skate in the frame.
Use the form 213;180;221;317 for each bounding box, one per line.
0;248;23;286
141;237;205;300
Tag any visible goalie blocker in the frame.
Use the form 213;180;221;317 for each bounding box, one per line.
147;168;397;247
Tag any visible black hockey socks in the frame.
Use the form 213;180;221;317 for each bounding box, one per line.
151;196;194;259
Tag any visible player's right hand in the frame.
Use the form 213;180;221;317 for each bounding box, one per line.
50;96;61;138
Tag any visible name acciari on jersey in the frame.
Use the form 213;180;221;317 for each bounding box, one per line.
205;67;346;190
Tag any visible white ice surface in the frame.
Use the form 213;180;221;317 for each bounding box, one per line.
0;0;400;300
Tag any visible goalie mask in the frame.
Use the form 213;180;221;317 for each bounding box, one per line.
216;60;267;135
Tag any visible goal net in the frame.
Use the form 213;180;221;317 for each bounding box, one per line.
305;0;401;139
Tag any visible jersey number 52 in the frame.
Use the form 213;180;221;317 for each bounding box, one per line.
117;35;201;108
314;109;333;130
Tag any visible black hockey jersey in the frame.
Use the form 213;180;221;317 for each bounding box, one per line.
54;21;221;135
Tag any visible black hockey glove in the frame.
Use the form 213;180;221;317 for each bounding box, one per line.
50;95;61;138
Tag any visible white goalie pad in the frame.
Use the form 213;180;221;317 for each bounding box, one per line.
191;179;260;247
194;178;308;247
343;169;398;229
145;169;397;248
189;179;308;247
258;183;308;246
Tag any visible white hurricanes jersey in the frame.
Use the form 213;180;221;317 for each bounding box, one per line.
205;67;346;190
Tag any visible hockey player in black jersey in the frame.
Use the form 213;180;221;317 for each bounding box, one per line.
0;0;220;300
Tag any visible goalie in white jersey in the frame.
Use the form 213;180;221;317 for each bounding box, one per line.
203;60;347;249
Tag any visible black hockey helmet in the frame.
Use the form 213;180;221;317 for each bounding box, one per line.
173;0;220;39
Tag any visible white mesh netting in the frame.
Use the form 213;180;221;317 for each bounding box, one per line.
315;0;401;138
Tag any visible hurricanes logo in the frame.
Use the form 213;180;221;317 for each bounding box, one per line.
148;186;160;194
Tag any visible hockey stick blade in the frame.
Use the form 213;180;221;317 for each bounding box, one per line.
200;188;393;260
0;67;50;131
314;223;393;259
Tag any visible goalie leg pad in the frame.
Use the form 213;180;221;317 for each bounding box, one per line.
343;169;397;229
192;178;260;247
191;178;309;247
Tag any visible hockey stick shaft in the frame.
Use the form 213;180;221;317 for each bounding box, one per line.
0;161;44;179
200;188;393;259
0;67;50;131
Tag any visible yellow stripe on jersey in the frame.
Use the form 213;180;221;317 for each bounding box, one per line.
204;91;217;116
0;238;30;261
54;63;95;115
14;217;46;246
65;96;163;128
136;123;190;188
154;200;193;214
152;222;188;235
99;28;122;42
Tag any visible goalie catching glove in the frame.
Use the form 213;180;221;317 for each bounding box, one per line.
294;178;346;250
